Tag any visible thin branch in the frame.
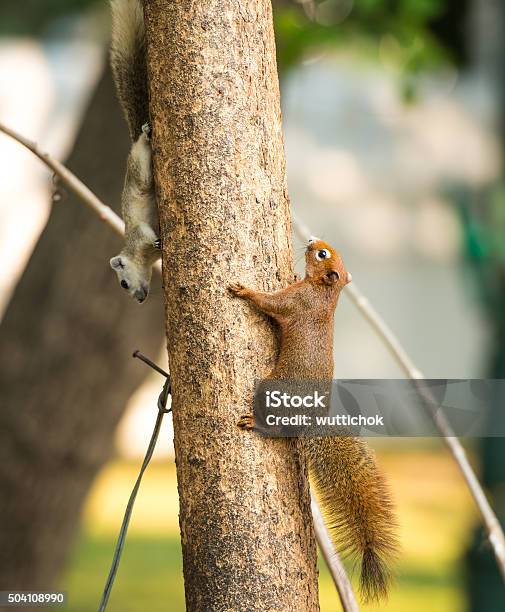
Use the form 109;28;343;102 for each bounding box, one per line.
311;495;359;612
0;122;124;236
0;123;354;602
292;211;505;583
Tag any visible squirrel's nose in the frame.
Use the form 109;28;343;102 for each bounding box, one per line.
135;289;147;303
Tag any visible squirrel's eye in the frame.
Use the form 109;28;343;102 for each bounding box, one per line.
121;280;129;290
315;249;330;261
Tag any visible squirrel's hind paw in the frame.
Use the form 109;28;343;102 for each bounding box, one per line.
154;238;161;249
237;414;255;430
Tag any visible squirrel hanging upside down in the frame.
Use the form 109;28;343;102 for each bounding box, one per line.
109;0;160;303
230;238;399;603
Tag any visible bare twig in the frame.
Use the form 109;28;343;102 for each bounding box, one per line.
292;212;505;582
0;123;355;602
311;495;359;611
0;122;124;235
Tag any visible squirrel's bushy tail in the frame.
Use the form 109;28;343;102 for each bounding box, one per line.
305;436;399;602
110;0;150;141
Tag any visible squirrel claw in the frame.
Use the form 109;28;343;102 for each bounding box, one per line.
229;282;247;296
142;122;152;139
237;414;255;430
154;238;161;249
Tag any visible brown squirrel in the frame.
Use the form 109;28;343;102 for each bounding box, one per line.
229;237;399;602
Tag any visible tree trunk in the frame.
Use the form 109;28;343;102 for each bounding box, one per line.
0;65;164;592
144;1;319;610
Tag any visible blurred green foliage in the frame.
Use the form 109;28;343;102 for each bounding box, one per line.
273;0;450;81
0;0;100;36
456;187;505;328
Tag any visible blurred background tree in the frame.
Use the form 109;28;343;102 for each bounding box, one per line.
0;0;164;594
0;63;165;590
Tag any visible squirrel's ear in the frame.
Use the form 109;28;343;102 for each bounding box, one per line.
323;270;340;285
110;256;124;270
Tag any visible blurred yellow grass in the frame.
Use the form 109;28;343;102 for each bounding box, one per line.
83;461;180;536
64;446;476;611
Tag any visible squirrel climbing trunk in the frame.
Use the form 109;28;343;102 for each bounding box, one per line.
143;1;320;610
230;239;399;603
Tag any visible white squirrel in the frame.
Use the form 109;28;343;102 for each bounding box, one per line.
109;0;160;303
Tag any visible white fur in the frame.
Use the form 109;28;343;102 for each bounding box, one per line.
110;253;152;303
110;132;160;303
123;134;157;232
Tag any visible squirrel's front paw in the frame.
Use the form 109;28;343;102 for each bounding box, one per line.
142;122;152;139
237;414;255;430
154;238;161;249
228;282;248;297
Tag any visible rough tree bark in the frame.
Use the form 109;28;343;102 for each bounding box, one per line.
144;1;319;610
0;66;164;592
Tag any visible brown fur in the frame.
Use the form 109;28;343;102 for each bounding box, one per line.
230;239;399;602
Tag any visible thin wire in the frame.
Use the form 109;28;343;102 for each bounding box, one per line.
132;349;169;377
98;365;170;612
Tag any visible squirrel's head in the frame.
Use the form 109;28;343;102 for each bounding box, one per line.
110;254;151;303
305;237;352;289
